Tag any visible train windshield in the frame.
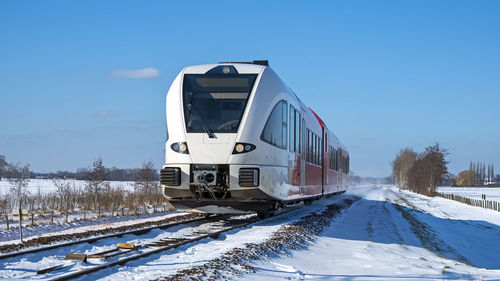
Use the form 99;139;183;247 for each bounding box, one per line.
183;74;258;133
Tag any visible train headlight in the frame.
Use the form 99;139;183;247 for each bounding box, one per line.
232;142;256;154
170;142;189;154
235;144;245;153
179;143;187;152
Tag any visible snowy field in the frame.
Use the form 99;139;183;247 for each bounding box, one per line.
438;186;500;202
0;179;135;194
1;185;500;280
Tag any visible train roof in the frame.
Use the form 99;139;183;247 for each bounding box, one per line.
183;61;268;75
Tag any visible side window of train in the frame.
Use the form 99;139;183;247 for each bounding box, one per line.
295;110;300;153
302;118;305;156
289;105;295;152
307;129;312;163
261;100;288;149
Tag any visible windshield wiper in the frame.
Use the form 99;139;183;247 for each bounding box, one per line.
187;104;216;138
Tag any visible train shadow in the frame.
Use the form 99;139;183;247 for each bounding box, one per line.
319;198;500;269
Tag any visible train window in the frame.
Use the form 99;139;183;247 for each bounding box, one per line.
315;136;318;165
261;100;287;149
312;134;316;165
302;118;306;156
307;130;313;163
313;135;316;165
295;110;300;153
282;102;288;148
289;105;295;152
183;74;257;133
329;146;334;170
319;137;322;165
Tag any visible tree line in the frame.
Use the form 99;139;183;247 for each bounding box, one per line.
392;143;449;194
0;155;169;229
455;162;499;187
0;155;157;182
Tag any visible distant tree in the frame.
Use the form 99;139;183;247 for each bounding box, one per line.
86;157;107;217
0;155;7;180
5;163;31;210
75;168;90;180
407;144;449;193
455;170;475;187
392;148;417;189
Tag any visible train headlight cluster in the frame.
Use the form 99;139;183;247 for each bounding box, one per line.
232;142;256;154
171;142;189;154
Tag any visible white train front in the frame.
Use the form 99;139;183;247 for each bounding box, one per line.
160;61;349;217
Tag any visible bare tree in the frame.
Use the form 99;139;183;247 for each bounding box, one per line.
110;185;125;216
86;157;107;217
392;148;417;189
5;164;31;210
53;179;73;223
0;192;12;229
135;161;159;213
407;144;449;193
0;155;7;180
456;170;475;187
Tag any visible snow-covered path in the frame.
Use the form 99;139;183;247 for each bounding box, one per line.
242;185;500;280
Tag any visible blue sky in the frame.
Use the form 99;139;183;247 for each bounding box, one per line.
1;1;499;177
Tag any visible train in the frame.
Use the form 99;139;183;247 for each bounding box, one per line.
160;60;349;218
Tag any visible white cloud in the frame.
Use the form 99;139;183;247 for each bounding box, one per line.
110;67;160;79
97;111;117;118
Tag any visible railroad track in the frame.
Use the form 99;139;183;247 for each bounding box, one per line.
0;213;210;260
0;205;302;280
33;213;259;281
18;205;300;281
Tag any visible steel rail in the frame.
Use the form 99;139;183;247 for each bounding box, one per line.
0;214;212;260
49;219;256;281
47;206;301;281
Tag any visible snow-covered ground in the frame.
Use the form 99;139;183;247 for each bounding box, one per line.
0;179;135;194
241;185;500;280
438;186;500;202
1;185;500;280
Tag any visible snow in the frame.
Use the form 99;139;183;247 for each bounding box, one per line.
0;179;136;194
2;185;500;280
241;185;500;280
438;186;500;203
0;211;185;246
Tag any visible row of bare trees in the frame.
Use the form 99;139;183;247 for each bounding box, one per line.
0;155;168;229
392;144;449;194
